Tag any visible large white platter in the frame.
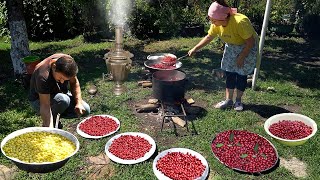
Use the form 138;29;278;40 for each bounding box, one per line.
105;132;156;164
76;115;120;139
153;148;209;180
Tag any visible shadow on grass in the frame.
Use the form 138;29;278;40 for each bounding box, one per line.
261;38;320;89
245;104;291;119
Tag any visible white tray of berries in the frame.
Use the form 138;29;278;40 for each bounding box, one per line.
105;132;156;164
76;114;120;139
153;148;209;180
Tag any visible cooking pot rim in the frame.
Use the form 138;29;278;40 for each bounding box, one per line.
152;70;186;81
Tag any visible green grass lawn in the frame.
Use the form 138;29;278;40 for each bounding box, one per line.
0;35;319;180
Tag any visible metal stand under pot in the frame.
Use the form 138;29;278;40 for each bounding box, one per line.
152;70;191;135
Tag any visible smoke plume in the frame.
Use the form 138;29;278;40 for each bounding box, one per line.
109;0;133;26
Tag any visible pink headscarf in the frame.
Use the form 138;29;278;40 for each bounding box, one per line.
208;2;237;20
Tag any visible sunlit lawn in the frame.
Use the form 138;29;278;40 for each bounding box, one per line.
0;35;319;179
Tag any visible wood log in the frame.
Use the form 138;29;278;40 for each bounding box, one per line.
136;104;159;113
187;98;195;105
138;80;151;86
142;82;152;88
148;98;158;104
172;117;186;127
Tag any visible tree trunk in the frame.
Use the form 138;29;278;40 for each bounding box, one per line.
6;0;30;76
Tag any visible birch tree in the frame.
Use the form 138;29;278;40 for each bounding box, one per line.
6;0;30;76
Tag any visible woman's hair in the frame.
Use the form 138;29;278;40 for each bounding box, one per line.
55;56;78;77
215;0;229;7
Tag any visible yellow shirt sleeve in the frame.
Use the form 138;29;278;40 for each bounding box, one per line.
237;17;255;40
208;24;218;37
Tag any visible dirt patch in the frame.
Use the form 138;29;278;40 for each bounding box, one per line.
127;95;208;146
0;165;17;180
82;153;115;180
282;105;301;113
207;170;219;180
280;157;307;178
65;121;78;134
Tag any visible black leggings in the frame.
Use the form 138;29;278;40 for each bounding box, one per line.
225;71;247;92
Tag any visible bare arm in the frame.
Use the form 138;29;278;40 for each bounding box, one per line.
188;35;214;56
39;93;53;127
69;76;85;115
236;35;255;68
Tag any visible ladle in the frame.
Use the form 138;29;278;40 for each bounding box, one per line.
177;54;189;61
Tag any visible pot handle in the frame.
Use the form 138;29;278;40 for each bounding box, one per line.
126;63;132;70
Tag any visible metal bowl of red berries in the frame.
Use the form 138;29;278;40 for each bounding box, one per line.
211;130;279;174
264;113;317;146
76;115;120;139
145;53;182;72
153;148;209;180
105;132;156;164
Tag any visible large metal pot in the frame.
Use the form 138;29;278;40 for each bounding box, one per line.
152;70;186;102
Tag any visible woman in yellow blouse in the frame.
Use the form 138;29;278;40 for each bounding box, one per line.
188;0;258;111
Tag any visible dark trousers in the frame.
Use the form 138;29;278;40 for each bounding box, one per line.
30;93;90;123
225;71;247;92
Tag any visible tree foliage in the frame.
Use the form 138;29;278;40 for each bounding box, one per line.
0;0;319;40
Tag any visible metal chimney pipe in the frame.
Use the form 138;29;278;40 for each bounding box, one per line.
115;26;123;52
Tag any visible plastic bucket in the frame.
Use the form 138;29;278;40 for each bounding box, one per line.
22;56;40;74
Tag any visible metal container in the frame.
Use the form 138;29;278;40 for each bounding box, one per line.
104;26;133;95
152;70;186;102
1;127;80;173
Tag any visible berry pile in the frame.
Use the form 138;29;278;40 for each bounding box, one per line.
156;152;205;180
269;120;312;140
161;55;177;66
211;130;278;173
151;63;176;69
79;116;119;136
109;135;152;160
3;132;76;163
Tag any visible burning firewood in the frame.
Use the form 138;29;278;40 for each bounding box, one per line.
135;104;159;113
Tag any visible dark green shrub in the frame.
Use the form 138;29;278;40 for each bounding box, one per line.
295;0;320;38
128;0;159;39
23;0;84;41
238;0;266;33
298;14;320;38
